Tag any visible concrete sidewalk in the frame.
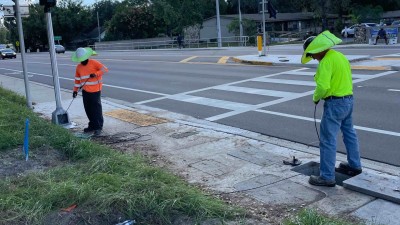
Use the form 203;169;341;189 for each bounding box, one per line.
1;65;400;224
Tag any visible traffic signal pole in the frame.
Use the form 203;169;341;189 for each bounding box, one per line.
261;0;266;56
14;0;32;108
44;6;70;126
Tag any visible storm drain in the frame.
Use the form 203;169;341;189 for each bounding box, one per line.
291;161;351;186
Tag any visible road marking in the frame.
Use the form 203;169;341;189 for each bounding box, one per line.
283;70;376;79
180;56;197;63
374;57;400;60
253;77;316;86
205;70;397;121
351;65;390;70
0;68;168;96
255;109;400;137
134;68;309;105
214;85;299;98
169;94;252;111
388;89;400;92
217;56;229;64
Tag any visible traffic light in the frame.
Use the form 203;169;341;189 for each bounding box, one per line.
267;1;277;19
39;0;56;8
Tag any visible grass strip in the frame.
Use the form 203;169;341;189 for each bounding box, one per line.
284;209;365;225
0;87;242;224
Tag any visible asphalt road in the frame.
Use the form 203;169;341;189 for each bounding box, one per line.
1;46;399;166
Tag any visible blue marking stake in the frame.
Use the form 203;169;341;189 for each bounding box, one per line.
23;118;29;161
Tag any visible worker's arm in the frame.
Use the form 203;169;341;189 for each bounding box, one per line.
313;60;332;102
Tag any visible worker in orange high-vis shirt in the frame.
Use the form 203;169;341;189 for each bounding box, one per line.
71;47;108;135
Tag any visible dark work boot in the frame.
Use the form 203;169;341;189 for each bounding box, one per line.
83;127;95;133
335;162;362;176
93;129;102;136
309;175;336;187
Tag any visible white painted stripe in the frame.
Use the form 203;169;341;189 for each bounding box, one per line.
169;94;252;111
255;109;400;137
283;71;374;79
388;89;400;92
214;85;299;98
206;71;397;121
0;68;167;96
253;77;316;86
134;68;309;104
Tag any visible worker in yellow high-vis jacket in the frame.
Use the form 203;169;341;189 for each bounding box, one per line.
71;47;108;135
301;31;362;187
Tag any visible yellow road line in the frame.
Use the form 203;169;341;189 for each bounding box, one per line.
180;56;197;63
351;65;390;70
217;56;230;64
373;57;400;61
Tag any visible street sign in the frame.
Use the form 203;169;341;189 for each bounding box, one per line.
54;36;62;41
1;5;30;18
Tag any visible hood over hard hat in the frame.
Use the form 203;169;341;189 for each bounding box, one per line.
301;30;342;64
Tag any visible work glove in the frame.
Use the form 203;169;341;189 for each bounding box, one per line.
90;73;96;78
73;91;78;98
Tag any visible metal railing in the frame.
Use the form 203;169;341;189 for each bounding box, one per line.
90;36;249;51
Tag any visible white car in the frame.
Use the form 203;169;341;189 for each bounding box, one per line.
341;23;378;37
55;44;65;54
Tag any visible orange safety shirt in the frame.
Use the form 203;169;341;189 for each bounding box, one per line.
73;59;108;93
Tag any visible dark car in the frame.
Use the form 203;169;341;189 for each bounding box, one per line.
55;44;65;53
0;49;17;59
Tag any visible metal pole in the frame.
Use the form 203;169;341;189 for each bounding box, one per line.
45;8;69;125
216;0;222;47
97;11;101;42
14;0;32;108
238;0;243;46
262;0;266;56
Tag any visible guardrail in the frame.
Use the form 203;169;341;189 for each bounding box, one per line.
90;36;249;50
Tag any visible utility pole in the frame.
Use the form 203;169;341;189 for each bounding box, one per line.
261;0;266;56
97;11;101;42
13;0;32;108
40;0;70;126
216;0;222;47
238;0;243;46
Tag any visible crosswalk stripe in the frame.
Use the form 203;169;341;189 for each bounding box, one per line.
214;85;299;98
253;77;316;86
169;94;252;111
282;71;375;79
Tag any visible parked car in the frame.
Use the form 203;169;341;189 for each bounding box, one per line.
55;44;65;53
341;23;378;37
0;48;17;59
392;20;400;26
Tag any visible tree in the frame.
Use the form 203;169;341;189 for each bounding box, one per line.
227;18;257;36
0;27;10;44
51;0;92;45
350;4;383;24
105;2;159;40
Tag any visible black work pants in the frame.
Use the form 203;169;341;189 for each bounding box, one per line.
82;90;103;130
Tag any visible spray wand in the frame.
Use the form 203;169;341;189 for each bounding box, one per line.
65;76;91;113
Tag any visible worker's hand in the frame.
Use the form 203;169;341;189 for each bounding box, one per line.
314;100;319;105
89;73;96;78
73;91;78;98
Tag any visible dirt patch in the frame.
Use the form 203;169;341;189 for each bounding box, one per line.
0;145;68;178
